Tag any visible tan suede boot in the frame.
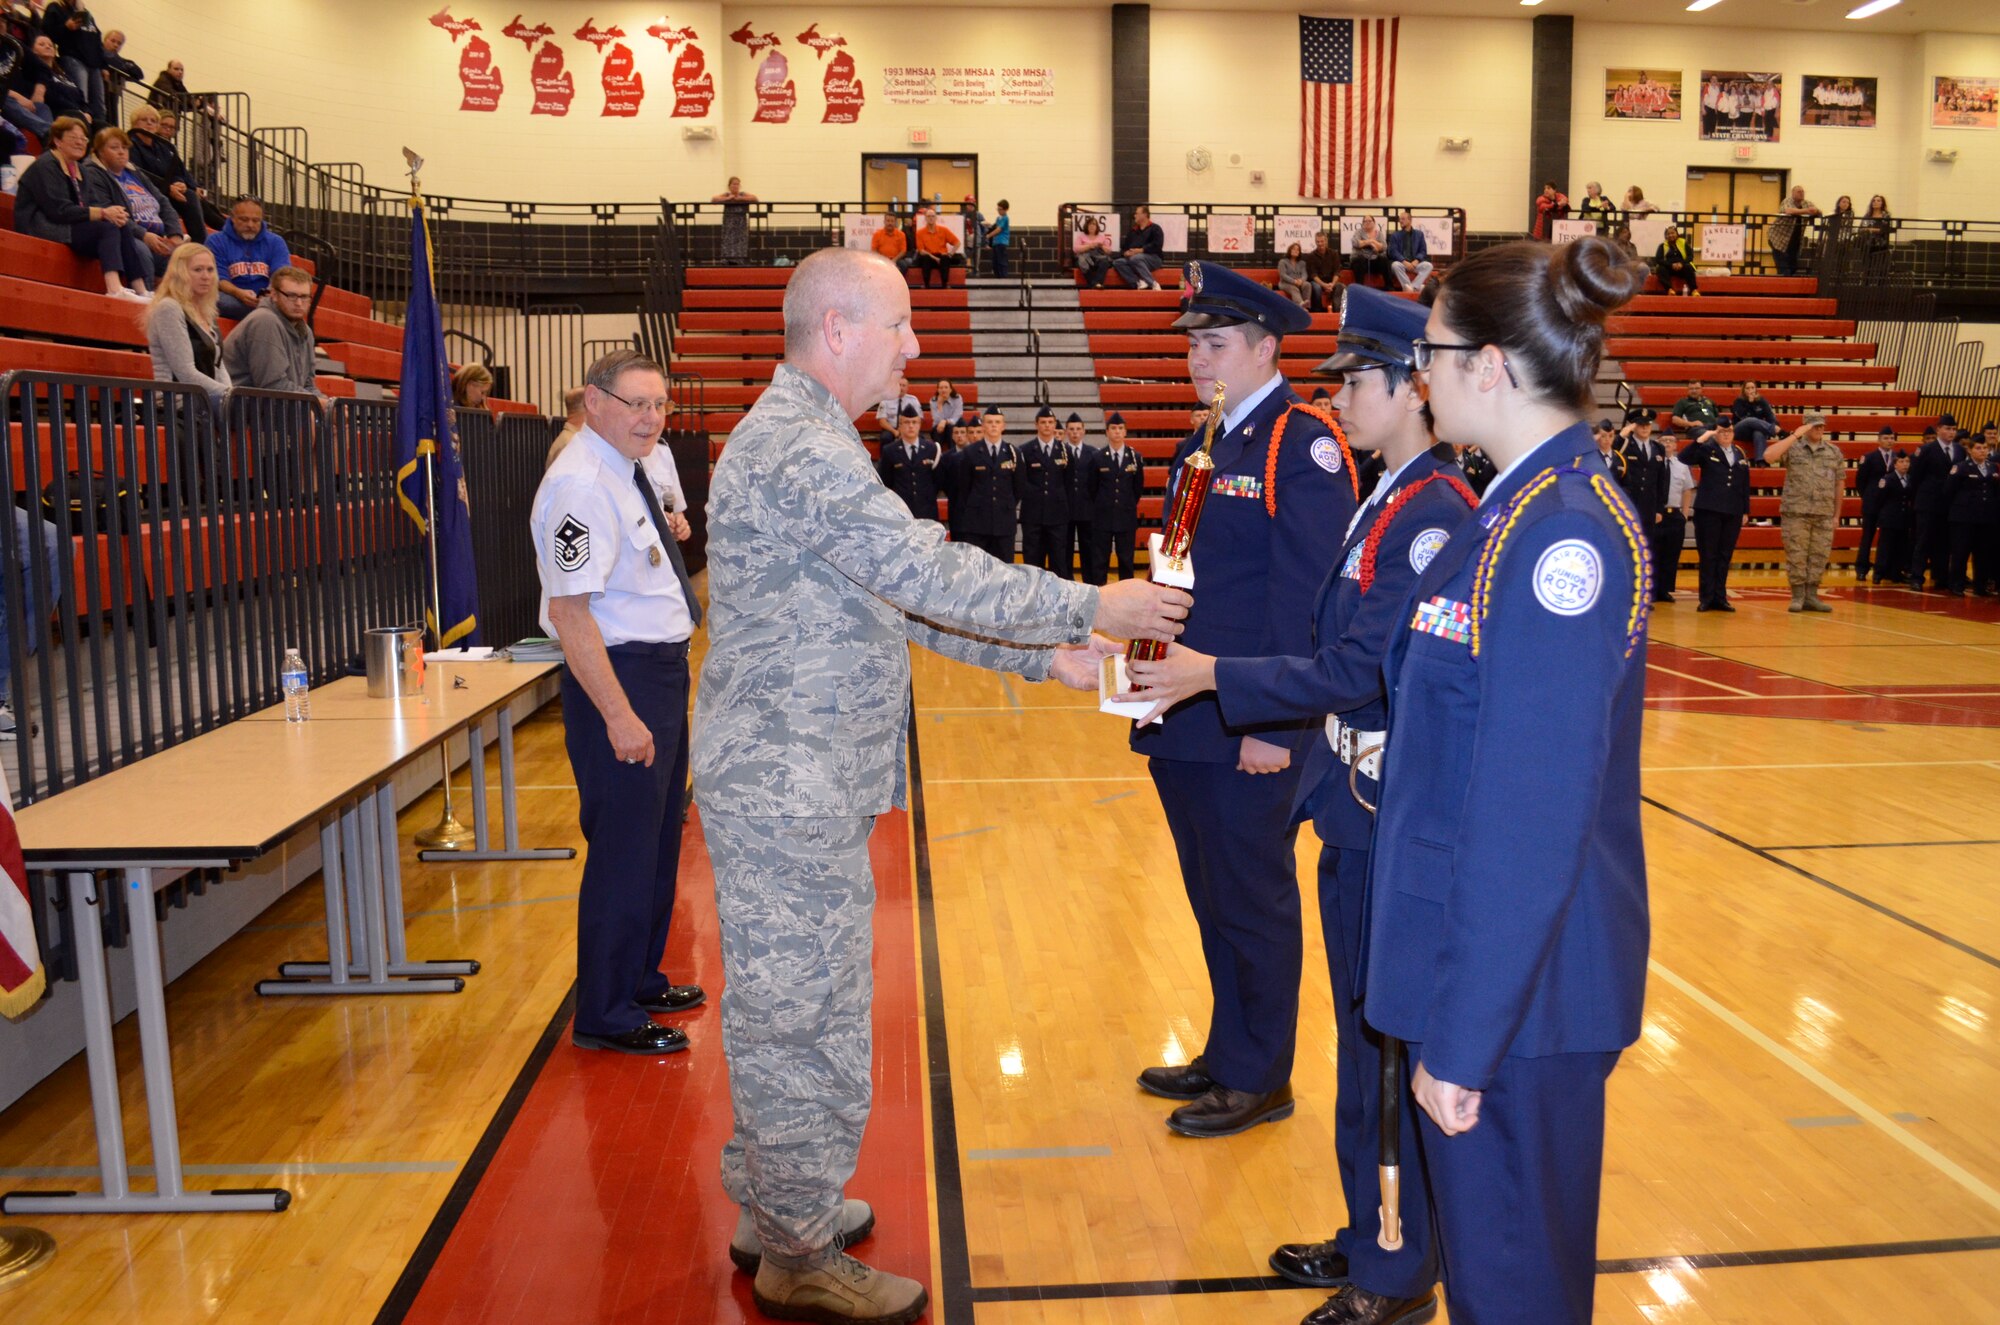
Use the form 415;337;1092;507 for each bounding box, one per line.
730;1199;876;1273
752;1251;928;1324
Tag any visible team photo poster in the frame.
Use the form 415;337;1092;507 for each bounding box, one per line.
1700;71;1781;142
1800;75;1876;129
1604;68;1681;120
1933;77;1999;129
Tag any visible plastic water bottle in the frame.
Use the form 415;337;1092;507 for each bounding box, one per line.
282;647;310;722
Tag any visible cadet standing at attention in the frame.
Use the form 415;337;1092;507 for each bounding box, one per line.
530;349;707;1056
948;406;1023;561
1131;262;1356;1139
1019;404;1075;576
1129;285;1475;1325
692;246;1191;1325
1084;412;1144;584
1065;412;1093;579
1366;237;1651;1324
875;403;942;523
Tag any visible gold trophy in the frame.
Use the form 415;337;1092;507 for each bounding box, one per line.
1101;382;1226;720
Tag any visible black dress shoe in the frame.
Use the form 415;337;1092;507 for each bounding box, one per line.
1137;1056;1213;1101
1717;601;1737;612
1695;602;1712;612
573;1024;690;1055
1301;1285;1438;1325
1165;1083;1295;1137
640;984;706;1013
1269;1237;1350;1287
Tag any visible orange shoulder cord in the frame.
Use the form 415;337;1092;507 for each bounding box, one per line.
1264;402;1358;518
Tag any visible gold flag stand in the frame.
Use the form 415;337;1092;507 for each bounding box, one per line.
0;1226;55;1289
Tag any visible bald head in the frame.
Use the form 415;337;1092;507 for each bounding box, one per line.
782;247;921;419
783;248;891;358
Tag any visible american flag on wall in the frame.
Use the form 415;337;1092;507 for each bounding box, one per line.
0;762;43;1019
1299;15;1399;200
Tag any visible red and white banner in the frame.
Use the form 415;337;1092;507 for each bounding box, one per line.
822;50;865;123
600;42;644;116
457;36;503;111
530;42;575;115
0;762;43;1020
671;45;715;117
752;50;796;124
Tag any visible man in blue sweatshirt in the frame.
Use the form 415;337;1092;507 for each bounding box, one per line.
207;198;292;319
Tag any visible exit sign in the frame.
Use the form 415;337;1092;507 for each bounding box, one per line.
909;127;932;146
1732;143;1756;161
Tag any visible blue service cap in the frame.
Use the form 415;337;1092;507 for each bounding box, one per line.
1035;405;1056;420
979;406;1005;420
1314;283;1427;375
1066;412;1083;424
1105;411;1126;426
1937;411;1958;427
898;403;920;418
1172;261;1314;337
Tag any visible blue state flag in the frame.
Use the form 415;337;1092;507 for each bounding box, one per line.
393;197;480;648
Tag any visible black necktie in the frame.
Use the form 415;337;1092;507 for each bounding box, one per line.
633;460;702;628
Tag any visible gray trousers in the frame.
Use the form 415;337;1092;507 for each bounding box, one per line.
705;810;877;1266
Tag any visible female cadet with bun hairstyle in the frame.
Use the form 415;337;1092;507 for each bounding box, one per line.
1364;236;1652;1325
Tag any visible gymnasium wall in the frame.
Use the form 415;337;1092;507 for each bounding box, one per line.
87;4;2000;231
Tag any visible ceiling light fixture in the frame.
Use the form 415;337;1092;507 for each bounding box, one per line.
1846;0;1902;16
1519;0;1545;7
1686;0;1726;10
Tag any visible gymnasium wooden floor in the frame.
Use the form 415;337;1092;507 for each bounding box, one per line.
2;571;1998;1324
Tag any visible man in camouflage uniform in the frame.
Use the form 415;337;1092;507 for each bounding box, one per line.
1768;410;1847;612
692;246;1191;1324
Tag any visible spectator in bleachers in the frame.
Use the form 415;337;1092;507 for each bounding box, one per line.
870;214;912;273
1304;229;1341;311
127;107;204;238
710;176;755;263
1073;213;1114;287
545;386;587;468
960;196;985;276
222;263;316;393
1348;214;1392;287
1853;426;1898;581
1276;241;1310;308
1577;182;1615;226
1771;185;1821;277
207;197;290;318
13;116;151;300
1680;421;1752;611
1726;380;1779;460
1531;181;1568;240
1872;451;1916;584
983;198;1011;279
1946;435;1998;595
90;125;181;269
6;34;86;140
452;363;493;410
39;0;103;125
1861;195;1892;255
927;378;963;447
1608;224;1639;263
874;369;917;437
1190;403;1210;432
1655;441;1694;602
100;29;140;120
1671;380;1719;434
911;208;963;288
145;240;229;414
2;114;25;164
1767;412;1844;612
1387;209;1433;292
0;507;65;740
1622;186;1657;217
1651;223;1699;296
1111;205;1163;290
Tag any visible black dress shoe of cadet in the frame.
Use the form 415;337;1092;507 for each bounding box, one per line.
573;1024;690;1054
1269;1237;1350;1288
1166;1082;1295;1137
640;984;706;1013
1137;1056;1214;1101
1301;1285;1439;1325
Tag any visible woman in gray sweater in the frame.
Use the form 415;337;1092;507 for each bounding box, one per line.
1277;241;1311;308
144;241;230;418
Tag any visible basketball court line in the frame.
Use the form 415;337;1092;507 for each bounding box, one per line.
1763;838;2000;852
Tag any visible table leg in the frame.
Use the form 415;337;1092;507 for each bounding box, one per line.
422;702;574;863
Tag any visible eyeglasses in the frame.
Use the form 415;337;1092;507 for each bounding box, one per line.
598;386;671;415
273;288;312;302
1411;339;1521;387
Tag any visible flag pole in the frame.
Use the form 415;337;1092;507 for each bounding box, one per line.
404;165;473;852
0;1226;56;1288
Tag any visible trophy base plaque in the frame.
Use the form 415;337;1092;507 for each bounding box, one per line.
1100;533;1193;723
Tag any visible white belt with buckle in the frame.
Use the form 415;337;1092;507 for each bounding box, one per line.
1325;716;1386;783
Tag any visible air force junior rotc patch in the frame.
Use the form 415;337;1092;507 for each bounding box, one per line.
1310;436;1345;474
553;514;591;572
1409;527;1448;573
1532;539;1603;615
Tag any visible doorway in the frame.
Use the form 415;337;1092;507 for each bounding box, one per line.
1684;167;1786;260
862;154;979;211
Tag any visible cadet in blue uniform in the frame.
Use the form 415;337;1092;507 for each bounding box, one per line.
1020;405;1075;577
1084;412;1144;583
946;406;1024;561
1129;285;1474;1325
1947;435;1998;594
1366;238;1651;1324
876;403;942;523
531;349;707;1055
1065;412;1093;579
1678;421;1754;611
1129;262;1356;1138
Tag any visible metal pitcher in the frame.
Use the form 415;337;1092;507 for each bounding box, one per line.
364;625;426;698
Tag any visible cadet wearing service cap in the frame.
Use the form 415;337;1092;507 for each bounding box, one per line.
1065;412;1093;578
1129;284;1472;1324
945;406;1024;561
1084;412;1144;583
1020;404;1075;577
1130;262;1358;1139
876;403;943;523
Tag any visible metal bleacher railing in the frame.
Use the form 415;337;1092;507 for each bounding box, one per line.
0;374;555;810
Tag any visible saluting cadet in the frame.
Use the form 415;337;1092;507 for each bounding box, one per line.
1614;414;1666;530
948;406;1024;561
1019;405;1075;577
1130;262;1356;1139
1084;412;1144;583
531;349;706;1056
1678;421;1754;611
1368;237;1650;1324
1065;412;1093;579
693;248;1191;1323
1128;285;1473;1325
875;403;942;523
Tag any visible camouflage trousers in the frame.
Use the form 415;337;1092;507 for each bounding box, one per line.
704;810;877;1266
1781;511;1836;593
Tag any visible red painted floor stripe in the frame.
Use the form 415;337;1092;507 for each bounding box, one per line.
399;809;934;1325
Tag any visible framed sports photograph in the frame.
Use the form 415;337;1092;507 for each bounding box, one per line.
1932;76;1999;129
1604;68;1681;121
1800;75;1877;128
1699;71;1782;142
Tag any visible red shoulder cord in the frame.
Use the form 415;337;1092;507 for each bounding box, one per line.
1264;402;1358;518
1355;471;1479;595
